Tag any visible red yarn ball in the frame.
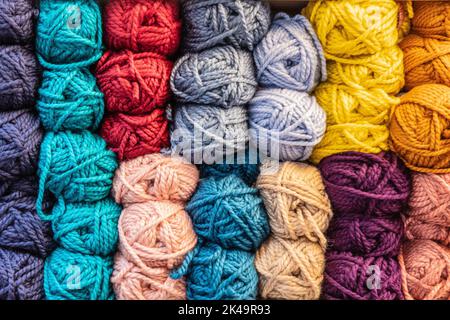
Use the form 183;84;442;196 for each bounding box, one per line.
96;50;173;114
104;0;181;56
100;109;169;161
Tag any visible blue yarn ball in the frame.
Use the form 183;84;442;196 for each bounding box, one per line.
37;68;104;131
187;175;269;251
254;13;326;93
249;88;326;162
36;0;102;69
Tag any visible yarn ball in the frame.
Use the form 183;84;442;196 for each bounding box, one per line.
0;248;44;300
37;131;117;211
37;68;104;131
171;104;248;163
187;175;269;251
390;84;450;173
254;13;326;93
255;236;325;300
323;251;403;300
399;240;450;300
0;110;42;181
0;45;39;111
112;251;186;300
104;0;181;56
181;0;270;52
50;198;121;256
412;1;450;39
0;0;37;44
170;46;257;107
96;50;173;114
397;0;414;41
44;248;114;300
36;0;102;69
100;110;169;161
400;34;450;90
328;214;403;257
248;88;326;162
257;161;332;246
319;151;410;216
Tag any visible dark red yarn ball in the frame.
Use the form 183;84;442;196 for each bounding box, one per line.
96;50;173;114
100;109;169;161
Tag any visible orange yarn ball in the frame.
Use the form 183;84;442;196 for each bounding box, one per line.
412;1;450;40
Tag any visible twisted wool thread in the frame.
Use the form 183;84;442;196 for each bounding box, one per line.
323;250;403;300
0;0;37;44
104;0;181;56
0;248;44;300
96;50;173;114
36;0;102;69
389;84;450;173
397;0;414;41
0;110;42;181
37;68;104;131
412;1;450;40
0;45;40;111
44;247;114;300
318;151;411;216
180;0;270;52
170;46;257;107
100;110;169;161
248;88;326;162
253;13;326;93
400;34;450;90
399;240;450;300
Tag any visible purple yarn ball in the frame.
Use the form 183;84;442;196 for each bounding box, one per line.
0;45;40;111
0;110;42;180
0;247;44;300
0;0;37;44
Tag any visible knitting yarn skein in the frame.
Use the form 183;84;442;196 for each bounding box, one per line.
0;0;37;44
412;1;450;40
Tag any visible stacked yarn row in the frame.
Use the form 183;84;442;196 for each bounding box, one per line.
0;0;53;300
35;0;119;300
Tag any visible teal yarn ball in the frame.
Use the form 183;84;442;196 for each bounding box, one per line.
44;247;114;300
50;198;121;256
37;68;104;131
36;0;102;69
187;175;269;251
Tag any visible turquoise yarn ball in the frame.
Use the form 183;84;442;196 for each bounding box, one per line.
36;0;102;69
187;175;269;251
44;248;114;300
37;68;104;131
50;198;121;256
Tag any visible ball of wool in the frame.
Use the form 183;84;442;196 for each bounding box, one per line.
50;198;121;256
412;1;450;39
112;251;186;300
257;161;332;245
397;0;414;41
323;251;403;300
319;151;411;216
328;214;403;257
390;84;450;173
180;0;270;52
248;88;326;162
253;13;326;93
37;68;104;131
104;0;181;56
187;175;269;251
100;110;169;161
37;131;117;209
36;0;102;69
303;0;399;60
171;104;248;163
0;0;37;44
0;45;39;111
399;240;450;300
400;35;450;90
0;110;42;181
0;248;44;300
170;46;257;107
255;236;325;300
44;248;114;300
118;201;197;270
96;51;173;114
